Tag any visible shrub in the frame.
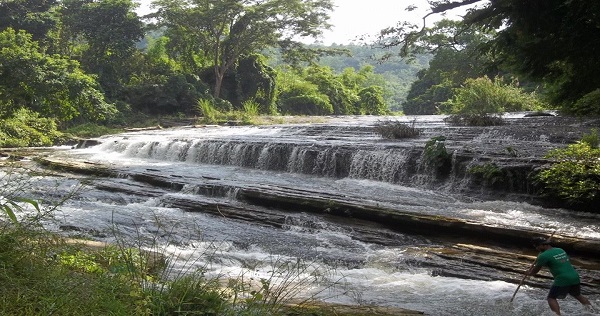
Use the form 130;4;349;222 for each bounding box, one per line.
423;136;452;176
444;76;546;115
279;94;333;116
570;89;600;116
580;128;599;149
358;86;388;115
468;163;505;186
444;113;505;126
0;108;63;147
536;139;600;209
374;120;421;139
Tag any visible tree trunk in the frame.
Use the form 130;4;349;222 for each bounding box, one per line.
213;66;224;99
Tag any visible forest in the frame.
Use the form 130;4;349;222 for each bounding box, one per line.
1;0;600;147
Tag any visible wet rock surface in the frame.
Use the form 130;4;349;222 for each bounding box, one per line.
36;154;600;296
16;114;600;306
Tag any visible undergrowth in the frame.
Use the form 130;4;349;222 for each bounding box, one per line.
0;165;346;315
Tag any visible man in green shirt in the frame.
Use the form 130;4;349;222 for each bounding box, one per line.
528;237;594;315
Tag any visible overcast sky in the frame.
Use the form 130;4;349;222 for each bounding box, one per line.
317;0;471;45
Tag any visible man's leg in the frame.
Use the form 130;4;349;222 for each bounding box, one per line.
573;294;591;305
548;298;561;315
569;284;595;311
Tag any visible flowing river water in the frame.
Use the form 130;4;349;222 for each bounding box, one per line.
7;114;600;315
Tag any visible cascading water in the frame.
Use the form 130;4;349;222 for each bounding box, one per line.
17;115;600;315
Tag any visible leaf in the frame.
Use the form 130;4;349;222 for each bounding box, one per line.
3;204;19;225
14;196;40;212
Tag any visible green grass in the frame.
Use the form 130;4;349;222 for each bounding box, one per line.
0;178;347;316
0;225;355;315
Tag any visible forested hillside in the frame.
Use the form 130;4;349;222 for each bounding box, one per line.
1;0;599;148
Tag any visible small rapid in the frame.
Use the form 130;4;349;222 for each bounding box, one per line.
14;114;600;315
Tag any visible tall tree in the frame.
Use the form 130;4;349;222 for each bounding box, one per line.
401;19;499;114
0;28;115;123
151;0;333;99
377;0;600;112
0;0;58;42
60;0;144;98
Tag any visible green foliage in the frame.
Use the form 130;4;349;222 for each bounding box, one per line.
445;76;545;115
468;163;505;186
374;120;421;139
64;123;122;138
386;1;600;113
0;108;64;147
276;68;334;115
234;55;277;114
0;0;58;42
481;1;600;108
151;272;227;315
126;73;208;116
403;76;454;115
569;89;600;117
153;0;333;99
304;65;358;115
581;128;599;149
443;114;505;127
0;28;116;124
536;137;600;208
402;20;502;115
59;0;144;97
242;99;261;117
358;86;388;115
423;136;452;176
274;44;429;111
198;99;219;124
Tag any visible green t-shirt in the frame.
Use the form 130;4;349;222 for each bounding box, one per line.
536;247;580;286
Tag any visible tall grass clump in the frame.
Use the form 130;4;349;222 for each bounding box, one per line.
374;120;421;139
197;99;219;124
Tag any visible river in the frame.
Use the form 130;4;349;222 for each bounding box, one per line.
7;114;600;315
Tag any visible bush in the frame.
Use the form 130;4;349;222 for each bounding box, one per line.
444;76;546;115
279;95;333;116
0;108;63;147
358;86;388;115
374;120;421;139
423;136;452;176
444;113;505;126
536;132;600;209
468;163;505;187
198;99;219;123
569;89;600;116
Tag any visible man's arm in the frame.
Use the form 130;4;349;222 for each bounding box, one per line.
528;264;542;276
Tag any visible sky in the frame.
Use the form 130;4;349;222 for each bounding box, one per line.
136;0;472;45
316;0;471;45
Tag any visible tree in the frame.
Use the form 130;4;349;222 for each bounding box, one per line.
151;0;333;99
358;86;387;115
0;28;115;124
0;0;58;42
304;65;358;115
378;0;600;113
59;0;144;98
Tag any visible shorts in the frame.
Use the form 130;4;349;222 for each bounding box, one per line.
548;284;581;299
